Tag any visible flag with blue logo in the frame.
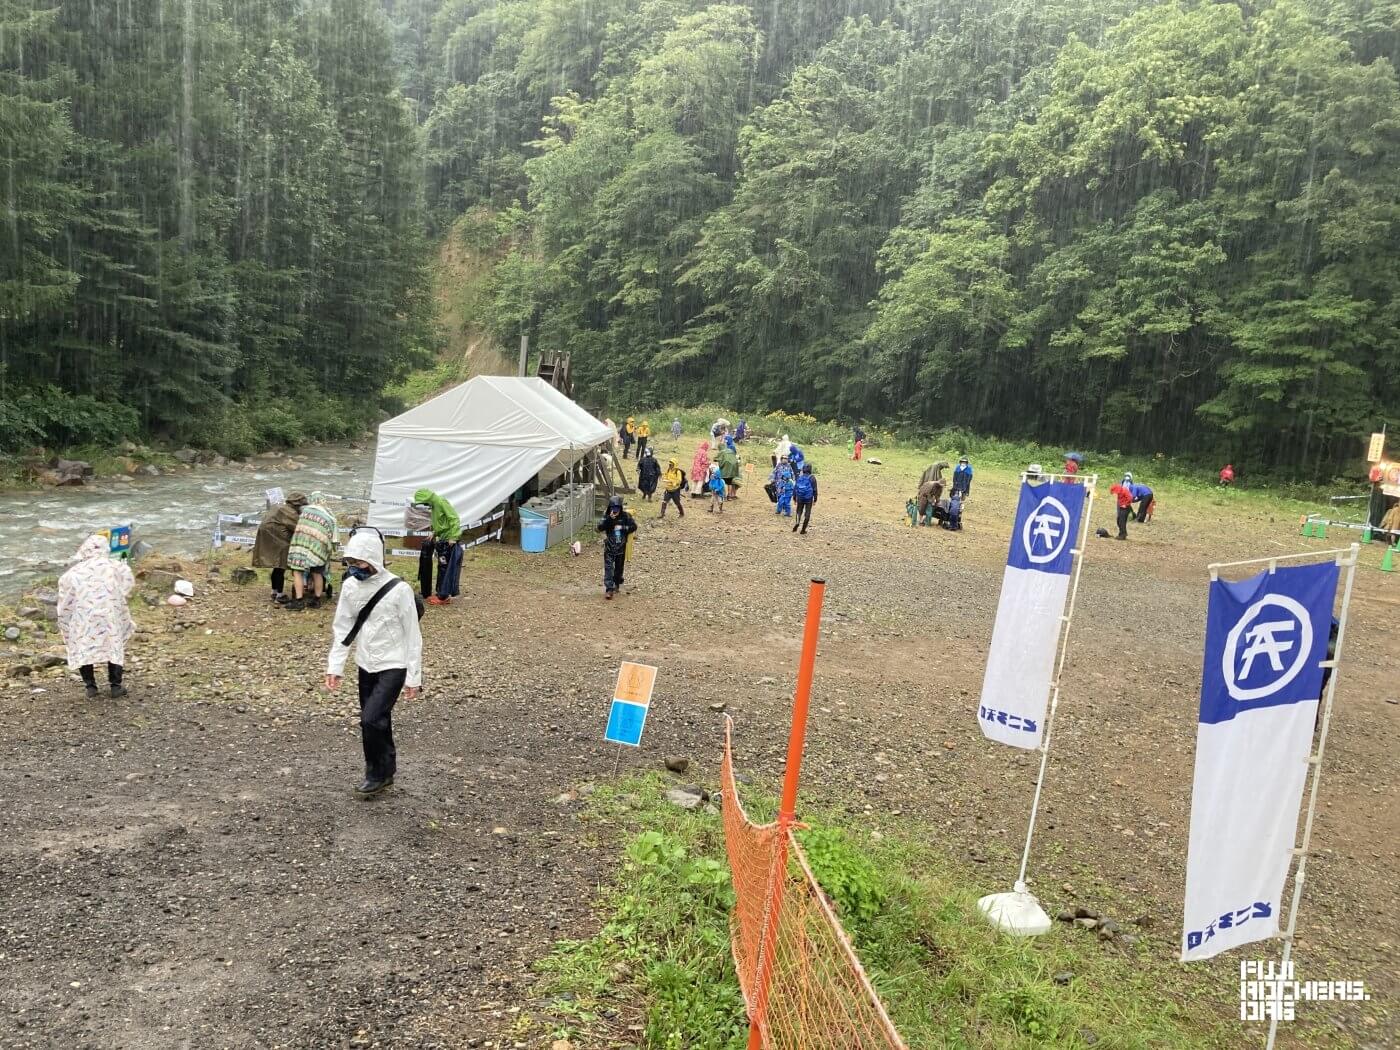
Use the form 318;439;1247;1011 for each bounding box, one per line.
978;481;1087;749
1181;561;1339;961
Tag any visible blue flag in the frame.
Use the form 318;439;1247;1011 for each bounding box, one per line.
1005;481;1087;575
1200;561;1339;725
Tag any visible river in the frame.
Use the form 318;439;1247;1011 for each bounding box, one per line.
0;445;375;597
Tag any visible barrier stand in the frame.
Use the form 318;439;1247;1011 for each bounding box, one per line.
745;578;826;1050
979;472;1098;937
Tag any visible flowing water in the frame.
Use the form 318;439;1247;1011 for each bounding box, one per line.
0;446;375;597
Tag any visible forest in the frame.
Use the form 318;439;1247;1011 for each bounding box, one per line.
4;0;1399;473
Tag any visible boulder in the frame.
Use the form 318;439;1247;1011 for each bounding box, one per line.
665;787;704;811
3;627;20;642
173;449;199;464
136;464;161;477
230;567;257;585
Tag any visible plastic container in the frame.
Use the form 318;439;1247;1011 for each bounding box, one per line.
520;514;549;553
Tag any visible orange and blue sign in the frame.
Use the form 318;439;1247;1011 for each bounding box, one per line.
605;662;657;747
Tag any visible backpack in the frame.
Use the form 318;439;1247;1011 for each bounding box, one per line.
795;474;815;501
340;576;424;647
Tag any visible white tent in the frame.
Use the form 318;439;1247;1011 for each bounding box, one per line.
368;376;614;530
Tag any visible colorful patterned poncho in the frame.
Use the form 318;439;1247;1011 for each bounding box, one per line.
58;535;136;670
287;494;337;572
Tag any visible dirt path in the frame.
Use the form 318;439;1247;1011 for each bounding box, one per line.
2;443;1395;1048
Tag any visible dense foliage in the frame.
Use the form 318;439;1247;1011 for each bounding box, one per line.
401;0;1399;475
1;0;432;455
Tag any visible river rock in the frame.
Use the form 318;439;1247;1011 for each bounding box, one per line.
42;459;91;486
35;655;65;669
17;606;41;618
8;664;32;678
174;449;199;464
665;787;704;811
664;756;690;774
3;627;20;642
230;568;257;585
136;464;161;477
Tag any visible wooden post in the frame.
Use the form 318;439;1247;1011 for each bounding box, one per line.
746;579;826;1050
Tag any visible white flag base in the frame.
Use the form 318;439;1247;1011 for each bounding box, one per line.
977;882;1052;936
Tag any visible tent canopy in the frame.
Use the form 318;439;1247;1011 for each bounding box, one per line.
368;376;613;530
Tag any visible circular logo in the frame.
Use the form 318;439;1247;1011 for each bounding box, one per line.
1221;595;1313;702
1021;496;1072;564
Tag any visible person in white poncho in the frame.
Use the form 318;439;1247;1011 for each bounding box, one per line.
324;530;424;798
58;534;136;699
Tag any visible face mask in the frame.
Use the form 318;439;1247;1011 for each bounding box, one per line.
346;565;375;581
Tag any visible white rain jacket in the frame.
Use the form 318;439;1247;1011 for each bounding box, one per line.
327;531;423;687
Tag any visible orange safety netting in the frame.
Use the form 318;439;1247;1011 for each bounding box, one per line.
721;720;908;1050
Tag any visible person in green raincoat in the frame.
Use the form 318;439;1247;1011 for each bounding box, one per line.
717;444;740;500
413;489;462;606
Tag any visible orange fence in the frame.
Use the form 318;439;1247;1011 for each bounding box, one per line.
721;718;908;1049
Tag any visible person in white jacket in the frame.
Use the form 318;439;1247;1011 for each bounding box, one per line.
324;530;423;798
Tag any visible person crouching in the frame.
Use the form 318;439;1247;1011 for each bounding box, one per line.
324;531;424;798
58;534;135;699
597;496;637;599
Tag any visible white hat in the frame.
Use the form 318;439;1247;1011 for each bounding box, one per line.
1028;463;1043;475
342;529;386;569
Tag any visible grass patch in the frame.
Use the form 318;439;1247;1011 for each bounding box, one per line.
537;776;1236;1049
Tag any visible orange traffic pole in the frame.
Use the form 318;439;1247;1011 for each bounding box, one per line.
747;578;826;1050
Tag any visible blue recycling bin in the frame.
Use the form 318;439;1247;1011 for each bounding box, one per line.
520;514;549;553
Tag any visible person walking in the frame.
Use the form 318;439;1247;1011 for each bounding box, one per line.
286;492;337;610
635;419;651;461
252;492;306;603
58;534;135;699
1110;481;1134;540
597;496;637;598
852;425;866;461
792;464;818;534
690;440;711;498
637;448;661;501
660;458;686;518
772;457;795;517
621;417;636;459
1219;464;1235;487
707;462;727;513
670;418;682;441
325;530;423;798
413;489;463;606
951;456;973;498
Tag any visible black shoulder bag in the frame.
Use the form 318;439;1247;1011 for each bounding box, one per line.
340;577;423;647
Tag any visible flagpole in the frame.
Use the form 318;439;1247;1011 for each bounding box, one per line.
1014;473;1098;891
1265;542;1359;1050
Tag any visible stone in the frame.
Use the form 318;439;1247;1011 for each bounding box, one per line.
8;664;33;678
136;465;161;477
3;627;20;642
1119;933;1140;948
230;568;258;586
1074;905;1100;920
664;756;690;774
33;590;59;606
17;606;40;618
174;449;199;464
1052;972;1074;986
16;620;37;631
709;701;727;712
1078;1030;1099;1046
759;676;777;685
665;787;704;811
1055;909;1076;923
1073;917;1099;930
1097;918;1120;935
35;655;65;669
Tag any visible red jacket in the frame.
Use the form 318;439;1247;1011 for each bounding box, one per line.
1110;483;1134;509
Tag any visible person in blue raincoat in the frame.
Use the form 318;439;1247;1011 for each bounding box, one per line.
1130;480;1155;523
771;457;795;517
787;443;806;475
951;456;973;498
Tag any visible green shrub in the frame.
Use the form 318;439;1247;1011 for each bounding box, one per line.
0;384;139;452
796;825;889;933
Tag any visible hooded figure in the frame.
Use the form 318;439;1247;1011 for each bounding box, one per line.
919;460;950;489
58;534;136;698
661;458;686;518
286;492;337;609
326;530;424;797
772;457;795;517
637;448;662;499
596;496;637;597
671;419;683;440
773;434;792;466
412;489;462;605
636;419;652;460
690;441;711;493
413;489;460;541
252;492;306;601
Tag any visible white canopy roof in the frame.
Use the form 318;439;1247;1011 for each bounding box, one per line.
368;376;613;530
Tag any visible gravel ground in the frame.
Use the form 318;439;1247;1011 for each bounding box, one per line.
2;442;1396;1049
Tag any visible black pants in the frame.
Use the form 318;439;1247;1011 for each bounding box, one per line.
80;663;123;687
270;567;285;595
418;541;462;599
793;500;813;533
661;489;684;516
604;546;627;592
358;667;406;782
1116;505;1131;538
636;436;648;460
1135;495;1153;523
